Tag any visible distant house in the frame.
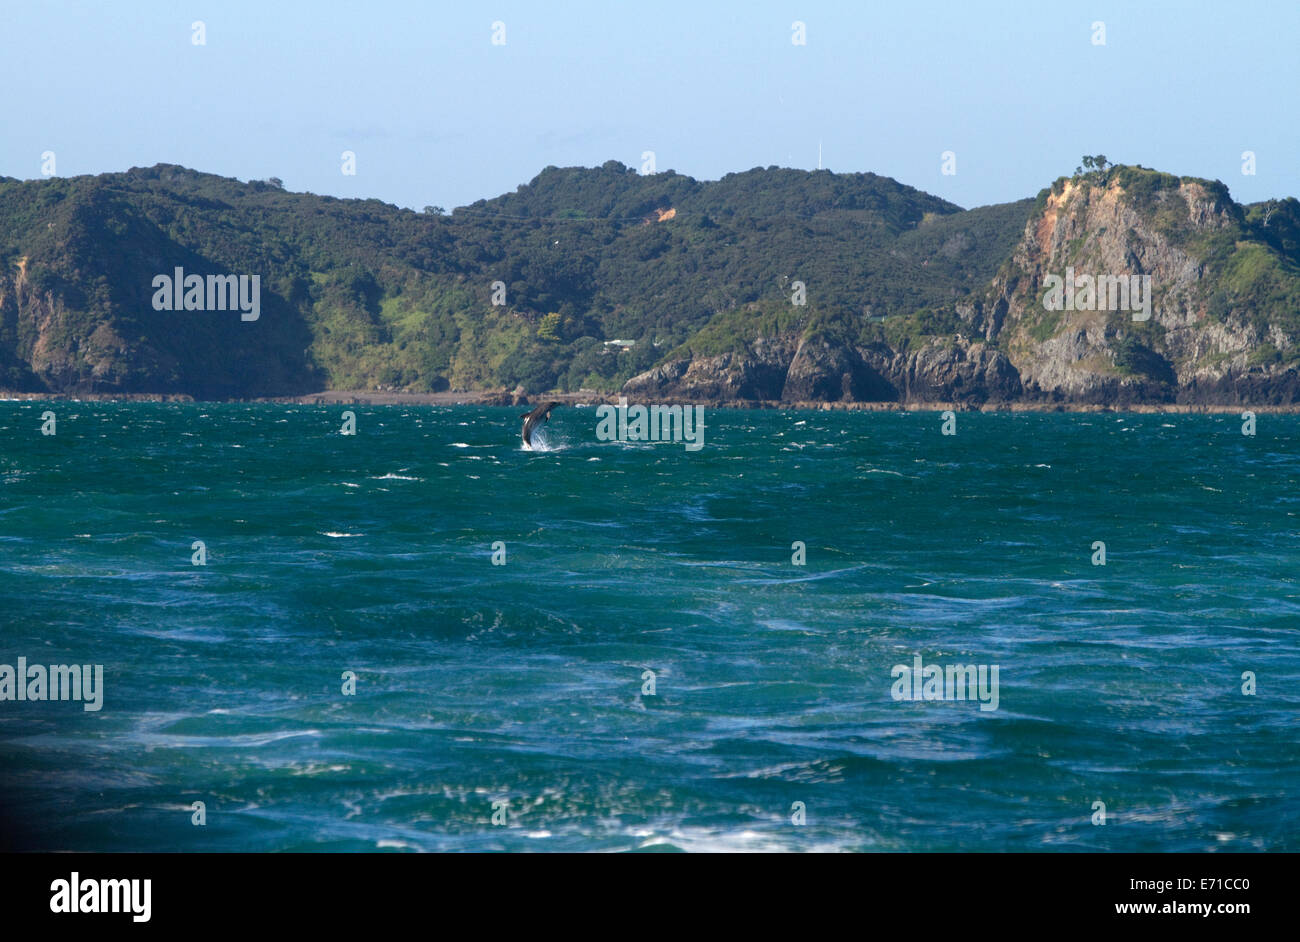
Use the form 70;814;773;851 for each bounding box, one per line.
603;339;636;348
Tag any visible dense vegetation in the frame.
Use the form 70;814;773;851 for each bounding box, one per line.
0;162;1033;395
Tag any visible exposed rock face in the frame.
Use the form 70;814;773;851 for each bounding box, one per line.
888;339;1021;403
1;267;136;392
623;338;797;400
625;336;1020;405
985;176;1224;402
781;338;895;402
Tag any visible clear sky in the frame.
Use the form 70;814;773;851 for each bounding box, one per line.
3;0;1296;211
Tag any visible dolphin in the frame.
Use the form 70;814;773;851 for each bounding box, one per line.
520;401;561;449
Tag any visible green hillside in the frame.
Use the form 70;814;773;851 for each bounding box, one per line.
0;162;1032;396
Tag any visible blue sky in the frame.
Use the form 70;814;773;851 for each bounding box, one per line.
3;0;1296;210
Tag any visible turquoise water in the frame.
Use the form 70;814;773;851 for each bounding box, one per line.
1;402;1296;851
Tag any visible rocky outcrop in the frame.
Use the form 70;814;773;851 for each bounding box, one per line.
624;335;1020;405
780;337;896;402
885;339;1021;403
623;338;797;400
978;172;1299;404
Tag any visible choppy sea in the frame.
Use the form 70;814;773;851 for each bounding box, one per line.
1;402;1296;851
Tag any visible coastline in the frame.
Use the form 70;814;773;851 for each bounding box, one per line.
0;388;1286;413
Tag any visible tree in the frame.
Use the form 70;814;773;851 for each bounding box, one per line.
537;311;562;342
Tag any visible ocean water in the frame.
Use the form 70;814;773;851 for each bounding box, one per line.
0;401;1297;852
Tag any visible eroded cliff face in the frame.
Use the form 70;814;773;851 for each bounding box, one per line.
625;171;1300;406
0;259;168;393
623;338;797;401
624;333;1020;405
985;175;1287;404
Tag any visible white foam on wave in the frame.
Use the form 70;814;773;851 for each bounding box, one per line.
290;763;350;776
376;839;419;851
637;826;851;854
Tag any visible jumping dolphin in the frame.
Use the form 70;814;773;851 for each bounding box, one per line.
520;401;561;449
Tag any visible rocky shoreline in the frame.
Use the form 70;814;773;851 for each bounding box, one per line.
0;387;1289;414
